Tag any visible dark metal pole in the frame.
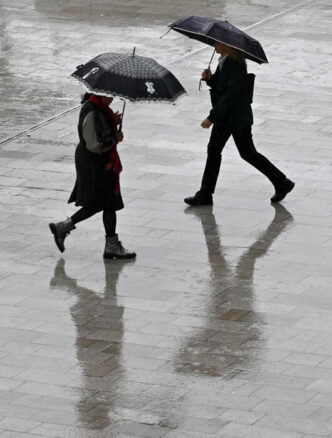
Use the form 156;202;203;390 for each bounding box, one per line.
119;100;126;131
208;49;216;68
199;49;216;90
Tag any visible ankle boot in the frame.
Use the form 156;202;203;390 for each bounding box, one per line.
103;234;136;259
49;218;76;253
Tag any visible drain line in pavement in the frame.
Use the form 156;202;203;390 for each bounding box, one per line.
0;0;319;148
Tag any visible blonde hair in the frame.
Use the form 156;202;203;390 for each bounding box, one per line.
227;46;247;65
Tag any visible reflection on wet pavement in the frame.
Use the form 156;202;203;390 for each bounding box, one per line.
174;204;294;378
43;206;295;435
50;258;128;430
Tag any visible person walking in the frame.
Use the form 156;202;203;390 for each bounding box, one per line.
49;93;136;259
184;42;295;206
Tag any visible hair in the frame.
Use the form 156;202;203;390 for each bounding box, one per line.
81;92;92;104
227;46;247;66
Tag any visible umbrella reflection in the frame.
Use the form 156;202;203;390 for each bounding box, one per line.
174;204;294;377
50;258;131;430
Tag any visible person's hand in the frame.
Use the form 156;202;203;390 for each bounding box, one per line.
201;68;211;80
201;118;212;129
115;131;124;142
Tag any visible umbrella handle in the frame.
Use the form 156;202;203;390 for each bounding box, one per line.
199;49;216;91
119;100;126;131
208;49;216;68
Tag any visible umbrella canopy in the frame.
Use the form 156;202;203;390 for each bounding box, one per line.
71;52;186;102
169;16;268;64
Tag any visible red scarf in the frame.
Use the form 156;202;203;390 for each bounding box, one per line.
89;94;122;193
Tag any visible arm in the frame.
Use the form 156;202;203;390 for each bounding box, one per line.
82;111;118;154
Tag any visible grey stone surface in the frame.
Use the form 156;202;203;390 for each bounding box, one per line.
1;0;332;436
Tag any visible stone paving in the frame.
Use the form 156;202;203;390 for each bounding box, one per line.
1;0;332;437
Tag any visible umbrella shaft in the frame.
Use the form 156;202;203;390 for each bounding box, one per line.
208;49;216;68
119;100;126;131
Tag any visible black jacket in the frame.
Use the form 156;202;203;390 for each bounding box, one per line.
68;101;124;211
206;57;253;130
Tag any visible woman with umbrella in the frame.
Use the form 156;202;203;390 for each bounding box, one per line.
49;92;136;259
49;50;185;258
169;17;295;206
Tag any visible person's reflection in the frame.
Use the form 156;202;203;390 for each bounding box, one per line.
175;204;294;376
50;258;131;430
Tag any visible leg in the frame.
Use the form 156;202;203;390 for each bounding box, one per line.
232;127;294;202
184;126;231;206
200;125;231;196
103;210;136;260
103;210;117;237
71;207;101;225
232;127;286;187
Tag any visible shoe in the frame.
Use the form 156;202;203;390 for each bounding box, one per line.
271;179;295;203
49;218;76;253
184;193;213;206
103;234;136;259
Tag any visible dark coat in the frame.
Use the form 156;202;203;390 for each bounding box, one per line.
206;57;253;130
68;101;124;211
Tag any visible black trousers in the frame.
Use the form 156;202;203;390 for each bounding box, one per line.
199;125;286;196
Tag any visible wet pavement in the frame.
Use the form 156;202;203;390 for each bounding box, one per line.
1;0;332;437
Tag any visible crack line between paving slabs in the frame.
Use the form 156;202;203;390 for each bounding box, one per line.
0;0;318;148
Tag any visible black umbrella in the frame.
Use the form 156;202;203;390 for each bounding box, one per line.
168;16;268;65
71;50;186;127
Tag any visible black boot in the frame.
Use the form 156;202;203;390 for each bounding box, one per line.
271;179;295;203
103;235;136;259
49;218;76;253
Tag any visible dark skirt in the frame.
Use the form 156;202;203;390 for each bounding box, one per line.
68;144;124;212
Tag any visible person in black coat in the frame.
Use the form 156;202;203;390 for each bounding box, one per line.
184;42;295;206
49;93;136;259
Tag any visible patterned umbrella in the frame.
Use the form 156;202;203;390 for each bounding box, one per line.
71;50;186;102
169;16;268;64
